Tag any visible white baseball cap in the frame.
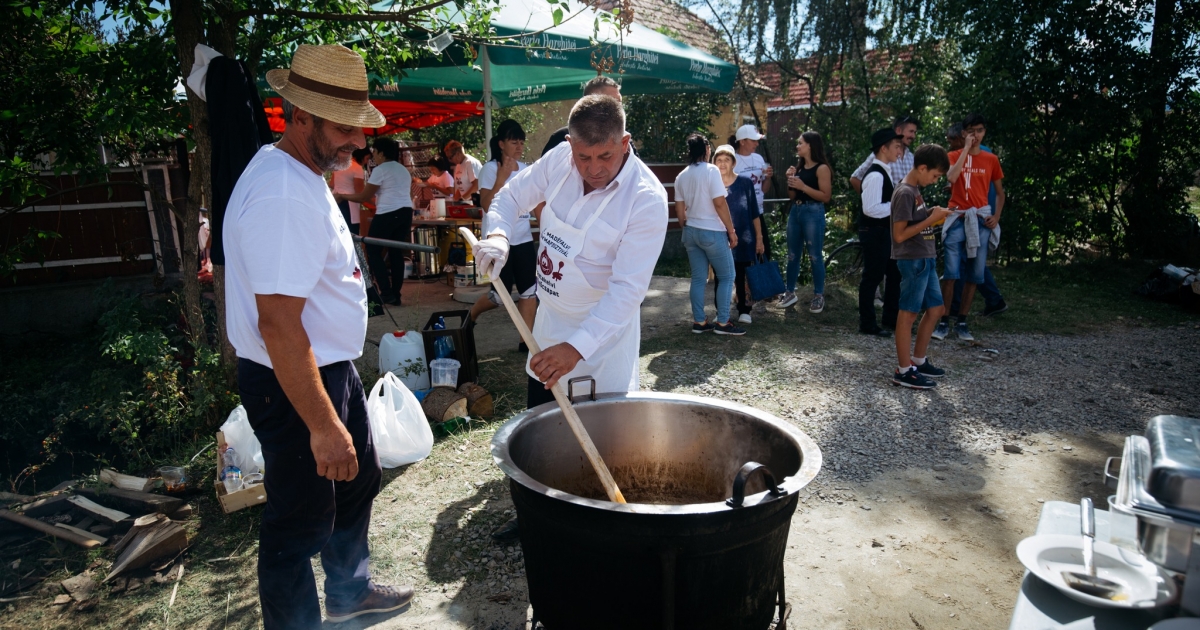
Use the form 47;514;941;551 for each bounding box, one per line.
735;124;765;141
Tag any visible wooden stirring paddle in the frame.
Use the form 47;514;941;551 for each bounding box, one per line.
459;227;627;504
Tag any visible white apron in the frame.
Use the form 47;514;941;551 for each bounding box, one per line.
525;173;641;393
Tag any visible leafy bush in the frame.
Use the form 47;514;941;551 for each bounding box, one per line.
2;283;238;490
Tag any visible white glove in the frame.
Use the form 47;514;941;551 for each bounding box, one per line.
473;236;509;278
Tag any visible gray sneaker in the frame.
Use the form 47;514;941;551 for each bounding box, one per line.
955;321;974;341
809;294;825;313
776;292;798;308
932;320;950;340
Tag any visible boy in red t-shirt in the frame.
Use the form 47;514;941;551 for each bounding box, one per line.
937;113;1006;342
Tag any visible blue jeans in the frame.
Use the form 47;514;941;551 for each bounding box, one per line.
683;226;735;324
896;258;944;313
786;202;826;294
941;218;991;284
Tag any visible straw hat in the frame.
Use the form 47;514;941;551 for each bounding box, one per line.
265;44;384;129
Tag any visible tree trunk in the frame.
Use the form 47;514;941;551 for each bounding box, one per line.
171;0;210;349
1127;0;1177;255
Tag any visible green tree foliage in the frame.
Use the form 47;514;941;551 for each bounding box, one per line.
944;0;1200;259
0;1;180;275
698;0;1200;259
624;92;728;162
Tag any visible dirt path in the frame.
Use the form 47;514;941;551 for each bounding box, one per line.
334;278;1200;630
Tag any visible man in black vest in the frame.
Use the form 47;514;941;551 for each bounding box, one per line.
857;128;905;335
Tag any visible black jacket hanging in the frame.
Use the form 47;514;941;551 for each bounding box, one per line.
207;56;273;265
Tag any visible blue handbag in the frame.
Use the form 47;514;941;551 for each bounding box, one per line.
746;255;785;301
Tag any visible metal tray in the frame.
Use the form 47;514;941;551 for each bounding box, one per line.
1146;415;1200;513
1111;435;1200;573
1116;436;1200;524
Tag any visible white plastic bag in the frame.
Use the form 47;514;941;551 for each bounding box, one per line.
220;405;264;475
367;372;434;468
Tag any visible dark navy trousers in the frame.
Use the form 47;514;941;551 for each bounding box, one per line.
238;359;381;630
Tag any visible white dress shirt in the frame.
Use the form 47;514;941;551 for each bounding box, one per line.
852;147;913;184
860;158;894;219
487;142;668;361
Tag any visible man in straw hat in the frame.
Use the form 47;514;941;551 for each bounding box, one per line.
223;44;412;627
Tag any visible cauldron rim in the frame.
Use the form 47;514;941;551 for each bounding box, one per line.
490;391;822;515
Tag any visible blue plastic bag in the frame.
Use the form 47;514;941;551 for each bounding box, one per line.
746;257;785;301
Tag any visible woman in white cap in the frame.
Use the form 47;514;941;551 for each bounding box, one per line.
729;124;774;220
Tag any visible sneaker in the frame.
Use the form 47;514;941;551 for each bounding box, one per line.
931;320;950;340
955;321;974;341
714;322;746;336
776;292;798;308
983;299;1009;317
809;294;825;313
859;326;892;338
913;358;946;378
691;322;715;334
892;369;937;389
325;582;414;623
737;313;752;324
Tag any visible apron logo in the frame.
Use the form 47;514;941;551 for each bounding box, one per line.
552;261;564;281
538;247;554;276
353;267;362;280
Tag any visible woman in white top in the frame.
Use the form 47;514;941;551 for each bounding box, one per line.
336;137;413;306
675;133;744;336
468;120;537;343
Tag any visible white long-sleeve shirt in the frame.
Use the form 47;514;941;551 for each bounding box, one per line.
487;142;668;360
860;158;894;219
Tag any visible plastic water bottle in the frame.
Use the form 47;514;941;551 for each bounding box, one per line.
222;447;243;493
433;316;454;358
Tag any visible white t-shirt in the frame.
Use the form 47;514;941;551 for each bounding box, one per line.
427;171;454;198
454;153;482;197
367;161;413;213
734;152;770;213
479;160;532;245
223;145;367;369
673;162;727;232
330;160;363;223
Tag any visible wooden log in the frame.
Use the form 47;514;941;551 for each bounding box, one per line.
457;382;494;418
0;510;101;549
105;518;187;581
19;494;72;518
67;496;130;525
421;387;468;422
0;492;33;504
112;514;166;556
75;487;182;515
54;523;107;545
99;469;155;493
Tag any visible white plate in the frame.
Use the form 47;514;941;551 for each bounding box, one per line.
1016;534;1178;609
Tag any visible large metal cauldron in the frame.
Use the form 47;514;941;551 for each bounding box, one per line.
491;389;822;630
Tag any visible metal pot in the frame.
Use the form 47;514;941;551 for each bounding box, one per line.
491;386;822;630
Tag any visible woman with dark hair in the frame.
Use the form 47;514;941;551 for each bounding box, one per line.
778;131;832;313
335;137;413;306
674;133;744;335
423;156;455;198
467;119;536;343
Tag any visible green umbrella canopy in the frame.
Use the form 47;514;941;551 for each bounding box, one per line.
367;0;737;107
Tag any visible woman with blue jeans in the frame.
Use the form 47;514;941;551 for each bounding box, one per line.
675;134;745;336
777;131;833;313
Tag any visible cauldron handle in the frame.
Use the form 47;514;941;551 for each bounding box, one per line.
567;376;596;403
726;462;788;508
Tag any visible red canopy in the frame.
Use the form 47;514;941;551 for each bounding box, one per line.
263;98;482;136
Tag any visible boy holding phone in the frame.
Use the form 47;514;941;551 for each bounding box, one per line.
891;145;953;389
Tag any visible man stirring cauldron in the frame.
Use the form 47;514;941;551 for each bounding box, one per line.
223;44;411;628
473;94;668;539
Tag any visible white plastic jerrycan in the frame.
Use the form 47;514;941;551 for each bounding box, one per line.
378;330;430;391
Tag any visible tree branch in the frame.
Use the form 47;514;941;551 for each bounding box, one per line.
232;1;457;23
